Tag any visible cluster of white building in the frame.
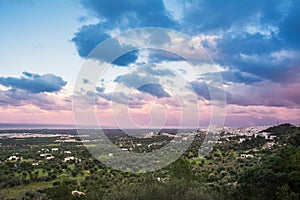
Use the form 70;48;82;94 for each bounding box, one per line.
0;133;70;139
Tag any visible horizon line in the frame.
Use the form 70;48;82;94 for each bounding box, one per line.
0;122;294;130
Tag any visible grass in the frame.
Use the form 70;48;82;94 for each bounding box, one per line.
0;167;91;199
0;181;52;199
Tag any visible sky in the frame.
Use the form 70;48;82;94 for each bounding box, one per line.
0;0;299;128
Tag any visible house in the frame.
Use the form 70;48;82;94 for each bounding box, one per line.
240;154;254;159
40;153;52;158
63;156;81;162
40;153;54;160
63;156;75;162
71;190;85;196
46;156;54;160
41;148;49;152
8;155;19;161
64;151;72;154
51;148;59;151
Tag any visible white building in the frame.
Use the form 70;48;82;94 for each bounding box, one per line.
46;156;54;160
8;155;19;161
240;154;254;159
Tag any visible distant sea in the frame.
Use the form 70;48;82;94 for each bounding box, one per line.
0;123;199;132
0;123;76;130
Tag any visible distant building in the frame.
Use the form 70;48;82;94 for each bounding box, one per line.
71;190;85;196
40;153;52;158
41;148;49;152
63;156;81;162
46;156;54;160
63;156;75;162
240;154;254;159
144;132;154;138
8;155;19;161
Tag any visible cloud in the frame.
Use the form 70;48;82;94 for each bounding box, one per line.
114;68;175;98
137;64;176;77
97;91;146;108
72;0;178;66
114;71;156;88
0;72;69;111
218;33;282;57
175;0;300;84
190;80;300;109
189;81;228;101
225;105;300;127
70;0;300;126
0;72;67;94
226;81;300;108
180;0;283;34
80;0;178;29
71;23;138;66
138;83;170;98
147;49;183;63
217;49;300;83
203;70;262;85
83;78;89;84
74;0;300;77
0;89;70;111
278;0;300;49
96;86;104;93
72;24;110;58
